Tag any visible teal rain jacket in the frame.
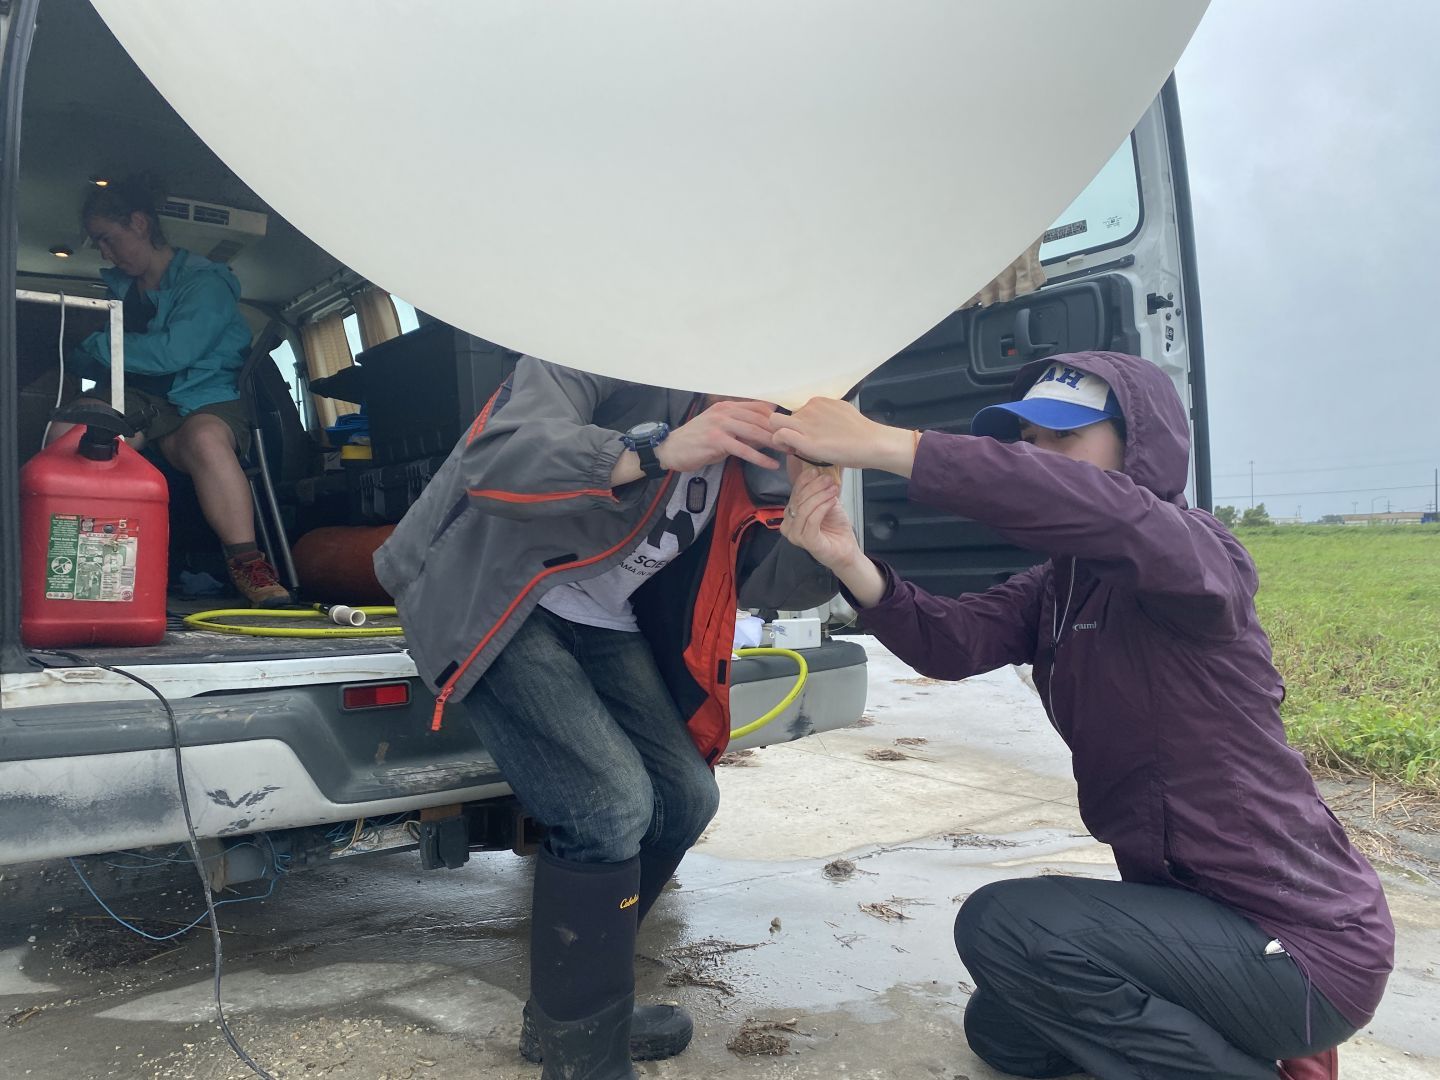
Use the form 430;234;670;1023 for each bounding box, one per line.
73;247;252;415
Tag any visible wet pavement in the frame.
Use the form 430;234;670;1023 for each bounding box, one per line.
2;637;1438;1078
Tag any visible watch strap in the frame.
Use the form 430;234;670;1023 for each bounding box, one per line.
635;441;665;479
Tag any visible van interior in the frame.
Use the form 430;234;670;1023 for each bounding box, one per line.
13;0;515;666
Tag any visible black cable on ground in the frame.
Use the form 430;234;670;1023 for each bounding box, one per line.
42;651;276;1079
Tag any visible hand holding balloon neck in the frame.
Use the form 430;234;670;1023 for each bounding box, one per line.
773;407;834;468
771;399;917;479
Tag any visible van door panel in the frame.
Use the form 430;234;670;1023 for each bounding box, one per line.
858;274;1141;597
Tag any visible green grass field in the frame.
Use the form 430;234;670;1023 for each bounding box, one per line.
1236;524;1440;792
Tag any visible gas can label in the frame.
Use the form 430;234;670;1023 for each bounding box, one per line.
45;514;139;602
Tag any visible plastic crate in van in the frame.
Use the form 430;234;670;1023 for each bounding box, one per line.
357;322;519;465
351;455;448;524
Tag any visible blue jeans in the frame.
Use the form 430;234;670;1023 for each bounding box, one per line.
462;606;720;864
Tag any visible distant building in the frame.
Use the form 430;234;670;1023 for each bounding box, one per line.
1340;512;1425;526
1271;516;1305;526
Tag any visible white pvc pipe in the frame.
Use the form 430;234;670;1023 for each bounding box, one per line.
14;290;127;416
107;297;124;415
14;290;113;310
325;605;366;627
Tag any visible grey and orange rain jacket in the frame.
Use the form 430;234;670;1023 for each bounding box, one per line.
374;357;837;764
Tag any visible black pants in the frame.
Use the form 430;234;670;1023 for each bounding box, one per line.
954;877;1355;1079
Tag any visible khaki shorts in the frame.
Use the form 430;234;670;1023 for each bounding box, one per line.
120;387;252;459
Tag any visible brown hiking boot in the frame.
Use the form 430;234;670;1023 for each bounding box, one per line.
226;553;293;608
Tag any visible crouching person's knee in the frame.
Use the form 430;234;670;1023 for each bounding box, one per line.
957;882;1082;1079
956;880;1015;971
955;877;1062;977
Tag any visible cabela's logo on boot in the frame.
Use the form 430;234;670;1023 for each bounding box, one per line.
619;893;639;910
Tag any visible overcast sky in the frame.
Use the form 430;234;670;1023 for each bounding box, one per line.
1174;1;1439;519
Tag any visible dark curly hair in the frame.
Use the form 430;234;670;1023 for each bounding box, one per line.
80;173;169;248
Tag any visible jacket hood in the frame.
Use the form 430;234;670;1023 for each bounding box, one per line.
1010;351;1191;503
101;247;242;300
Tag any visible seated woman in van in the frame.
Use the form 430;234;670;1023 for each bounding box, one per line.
52;174;290;608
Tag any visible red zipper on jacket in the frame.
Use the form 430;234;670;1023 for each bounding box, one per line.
429;476;675;730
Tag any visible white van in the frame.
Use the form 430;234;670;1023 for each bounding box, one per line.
0;0;1206;888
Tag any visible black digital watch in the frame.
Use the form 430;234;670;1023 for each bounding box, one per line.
621;420;670;480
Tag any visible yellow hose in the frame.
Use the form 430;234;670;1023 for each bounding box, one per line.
729;646;809;739
181;613;807;733
182;606;404;638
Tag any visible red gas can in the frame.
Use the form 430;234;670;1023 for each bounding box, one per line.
20;421;170;648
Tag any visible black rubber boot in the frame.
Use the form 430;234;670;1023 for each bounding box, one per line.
525;850;641;1080
528;995;637;1080
519;999;694;1064
521;845;695;1065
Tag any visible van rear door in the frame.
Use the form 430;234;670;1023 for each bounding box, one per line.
854;79;1208;598
0;0;39;672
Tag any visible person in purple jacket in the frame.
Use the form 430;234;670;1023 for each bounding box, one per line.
769;352;1392;1080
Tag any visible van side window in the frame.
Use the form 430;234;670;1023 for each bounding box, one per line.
272;338;308;427
394;297;420;334
343;312;363;356
1039;137;1141;263
292;292;415;432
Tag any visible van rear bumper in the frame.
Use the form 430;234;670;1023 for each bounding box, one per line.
0;740;513;865
0;640;866;866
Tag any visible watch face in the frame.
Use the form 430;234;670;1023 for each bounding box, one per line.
628;421;666;441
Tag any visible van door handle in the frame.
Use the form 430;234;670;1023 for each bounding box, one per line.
1014;308;1057;363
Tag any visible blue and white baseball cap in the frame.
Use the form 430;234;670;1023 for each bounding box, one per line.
971;362;1124;440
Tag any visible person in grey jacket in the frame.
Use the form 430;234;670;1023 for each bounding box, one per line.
375;357;836;1079
770;353;1390;1080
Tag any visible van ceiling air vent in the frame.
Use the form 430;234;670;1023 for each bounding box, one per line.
191;204;231;227
153;195;267;265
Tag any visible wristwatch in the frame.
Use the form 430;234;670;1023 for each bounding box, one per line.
621;420;670;479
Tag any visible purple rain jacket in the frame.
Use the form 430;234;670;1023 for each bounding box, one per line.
857;351;1393;1026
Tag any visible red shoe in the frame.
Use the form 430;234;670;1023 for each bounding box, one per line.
1278;1047;1338;1080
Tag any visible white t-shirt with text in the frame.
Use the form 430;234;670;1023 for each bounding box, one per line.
538;462;724;632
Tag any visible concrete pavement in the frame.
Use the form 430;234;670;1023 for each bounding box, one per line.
1;637;1436;1079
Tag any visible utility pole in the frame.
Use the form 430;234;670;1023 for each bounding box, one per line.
1352;501;1359;515
1249;460;1255;509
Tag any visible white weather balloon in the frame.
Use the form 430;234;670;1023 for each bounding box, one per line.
92;1;1206;405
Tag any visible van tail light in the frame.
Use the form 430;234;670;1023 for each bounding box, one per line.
342;682;411;710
